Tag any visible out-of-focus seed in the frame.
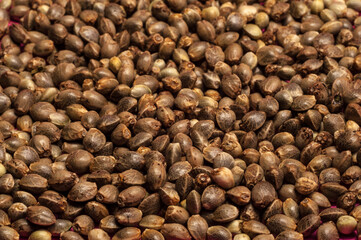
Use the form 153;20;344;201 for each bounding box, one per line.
337;215;357;235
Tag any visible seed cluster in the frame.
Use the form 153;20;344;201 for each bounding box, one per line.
0;0;360;240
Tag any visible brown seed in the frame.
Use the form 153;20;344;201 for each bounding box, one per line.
186;190;202;215
62;122;87;141
47;219;72;236
206;225;232;240
96;184;119;204
212;204;239;223
68;182;98;202
7;203;27;222
164;205;189;225
161;223;192;240
175;174;194;200
159;187;180;206
337;191;357;212
48;170;79;192
141;229;164;240
297;214;321;236
221;74;242;99
19;174;48;194
201;185;226;210
244;163;264;188
139;215;164;230
84;201;109;223
118;186;146;207
187;215;208;240
88;229;110;240
0;209;10;226
99;215;120;235
167;161;191;182
83;128;106;153
210;167;235;189
227;186;251;206
73;215;94;236
266;214;297;236
241;220;270;238
115;207;142;226
262;199;283;222
317;221;339;240
66;150;93;174
295;176;318;195
320;182;348;201
299;198;319;217
38;190;67;213
283;198;300;223
26;206;56;226
138;193;161;217
251;181;277;208
241;111;267;131
319;207;347;223
275;230;303;240
350;205;361;222
0;226;20;240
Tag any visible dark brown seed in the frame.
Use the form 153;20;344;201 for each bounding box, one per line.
296;214;321;236
66;150;93;175
252;181;277;208
47;219;72;236
320;182;348;201
320;207;347;223
186;190;202;215
138;193;161;217
299;198;319;217
317;221;339;240
83;128;106;153
262;199;283;222
221;74;242;99
207;225;232;240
